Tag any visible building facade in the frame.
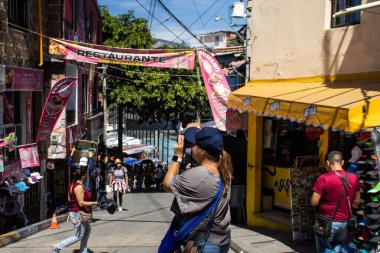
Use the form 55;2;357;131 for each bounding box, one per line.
228;0;380;235
0;0;103;235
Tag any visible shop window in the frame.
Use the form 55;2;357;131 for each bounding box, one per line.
262;119;320;168
72;0;78;31
331;0;361;28
8;0;27;28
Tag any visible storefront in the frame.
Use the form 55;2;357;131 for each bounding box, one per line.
0;65;44;234
228;74;380;240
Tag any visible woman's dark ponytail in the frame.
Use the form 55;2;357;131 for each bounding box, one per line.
71;167;86;182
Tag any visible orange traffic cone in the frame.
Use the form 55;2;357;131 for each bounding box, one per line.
49;213;60;229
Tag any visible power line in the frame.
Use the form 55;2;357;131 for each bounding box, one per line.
154;0;210;48
171;0;219;44
149;0;157;30
192;0;207;33
134;0;186;44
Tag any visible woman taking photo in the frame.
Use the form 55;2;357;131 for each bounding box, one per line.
109;158;128;211
51;167;98;253
162;127;233;253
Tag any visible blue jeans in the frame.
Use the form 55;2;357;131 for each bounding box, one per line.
315;221;350;253
55;212;91;253
194;239;230;253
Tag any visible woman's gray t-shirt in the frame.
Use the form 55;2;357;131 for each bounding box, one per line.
112;167;127;180
170;166;231;246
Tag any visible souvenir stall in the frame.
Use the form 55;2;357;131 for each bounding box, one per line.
0;136;42;234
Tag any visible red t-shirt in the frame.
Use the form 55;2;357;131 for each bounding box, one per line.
313;170;360;221
69;182;92;213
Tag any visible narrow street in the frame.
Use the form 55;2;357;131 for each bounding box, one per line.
0;192;175;253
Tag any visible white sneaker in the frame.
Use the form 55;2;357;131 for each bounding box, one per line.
118;207;122;211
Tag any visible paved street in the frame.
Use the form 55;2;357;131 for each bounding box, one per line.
0;192;174;253
0;191;316;253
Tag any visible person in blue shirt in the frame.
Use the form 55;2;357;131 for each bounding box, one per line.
67;147;95;192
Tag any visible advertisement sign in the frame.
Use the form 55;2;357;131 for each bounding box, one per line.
18;143;40;168
0;65;43;91
49;38;196;70
0;155;4;173
197;49;243;131
36;77;77;141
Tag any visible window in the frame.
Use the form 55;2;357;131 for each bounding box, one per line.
89;11;94;42
82;75;89;116
8;0;27;28
72;0;78;31
215;35;220;42
66;64;78;126
332;0;361;27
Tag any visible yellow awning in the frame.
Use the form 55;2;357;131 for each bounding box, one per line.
228;79;380;132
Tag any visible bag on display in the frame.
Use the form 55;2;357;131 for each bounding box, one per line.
313;214;332;239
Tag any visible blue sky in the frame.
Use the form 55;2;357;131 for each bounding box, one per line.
97;0;247;46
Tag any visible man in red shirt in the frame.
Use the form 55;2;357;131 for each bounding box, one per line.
311;151;361;253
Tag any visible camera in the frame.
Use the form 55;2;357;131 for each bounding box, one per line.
179;139;197;173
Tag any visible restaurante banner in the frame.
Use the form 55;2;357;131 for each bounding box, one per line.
197;49;243;131
49;39;195;70
36;77;77;141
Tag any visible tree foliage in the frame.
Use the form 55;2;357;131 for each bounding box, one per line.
100;6;210;127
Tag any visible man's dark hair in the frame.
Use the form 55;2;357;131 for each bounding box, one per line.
327;151;343;164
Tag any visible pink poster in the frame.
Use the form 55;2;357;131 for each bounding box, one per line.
4;66;43;91
196;49;243;131
36;77;77;141
18;143;40;168
49;39;195;70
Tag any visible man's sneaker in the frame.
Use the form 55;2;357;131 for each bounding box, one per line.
118;207;122;211
51;245;59;253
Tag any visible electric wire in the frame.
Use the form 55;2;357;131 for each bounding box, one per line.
134;0;186;45
192;0;207;33
170;0;219;43
154;0;210;48
149;0;157;30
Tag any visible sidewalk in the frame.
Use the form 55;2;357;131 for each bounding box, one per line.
230;224;317;253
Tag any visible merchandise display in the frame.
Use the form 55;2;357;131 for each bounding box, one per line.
290;155;324;242
347;131;380;252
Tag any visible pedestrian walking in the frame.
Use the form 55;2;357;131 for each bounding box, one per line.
154;164;164;192
108;158;128;211
161;127;233;253
51;167;98;253
311;151;361;253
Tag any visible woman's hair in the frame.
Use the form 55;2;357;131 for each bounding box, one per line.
207;150;233;196
72;167;86;182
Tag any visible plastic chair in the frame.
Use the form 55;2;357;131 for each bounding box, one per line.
230;185;246;224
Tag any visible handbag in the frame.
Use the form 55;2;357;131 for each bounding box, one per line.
158;181;223;253
78;210;92;222
68;183;93;223
313;174;346;239
334;171;358;231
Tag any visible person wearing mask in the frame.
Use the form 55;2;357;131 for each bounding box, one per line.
51;167;98;253
108;158;128;211
311;151;361;253
162;127;233;253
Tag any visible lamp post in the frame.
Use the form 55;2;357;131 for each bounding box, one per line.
215;16;249;85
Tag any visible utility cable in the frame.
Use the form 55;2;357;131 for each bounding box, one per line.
149;0;157;30
171;0;219;44
154;0;210;48
192;0;207;33
134;0;186;45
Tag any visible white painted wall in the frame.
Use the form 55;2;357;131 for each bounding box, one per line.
250;0;380;80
